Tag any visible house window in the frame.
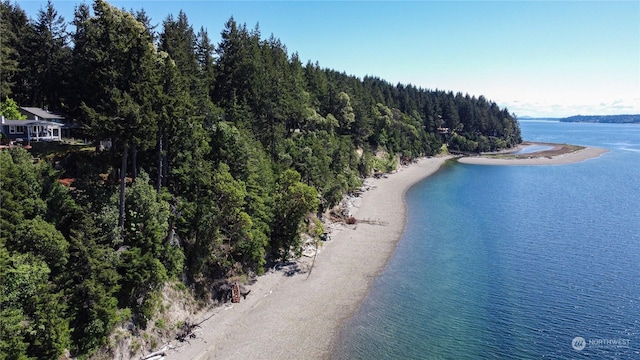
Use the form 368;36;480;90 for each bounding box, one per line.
52;128;59;136
9;125;25;134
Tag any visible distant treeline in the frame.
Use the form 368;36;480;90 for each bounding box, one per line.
0;0;521;358
559;115;640;123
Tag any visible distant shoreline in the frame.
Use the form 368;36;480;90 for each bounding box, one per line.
457;141;608;166
519;114;640;124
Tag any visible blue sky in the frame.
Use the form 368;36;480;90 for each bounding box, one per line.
17;0;640;118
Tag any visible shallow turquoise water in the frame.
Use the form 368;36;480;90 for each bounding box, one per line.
334;121;640;359
513;144;554;154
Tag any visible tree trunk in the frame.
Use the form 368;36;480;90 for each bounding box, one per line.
156;131;163;193
130;143;138;180
118;143;129;231
162;134;169;186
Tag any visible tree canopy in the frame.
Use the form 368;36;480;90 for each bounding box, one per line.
0;1;521;358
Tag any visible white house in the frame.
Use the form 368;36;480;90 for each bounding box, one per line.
0;116;63;142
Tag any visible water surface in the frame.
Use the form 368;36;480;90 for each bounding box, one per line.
334;121;640;359
512;144;554;154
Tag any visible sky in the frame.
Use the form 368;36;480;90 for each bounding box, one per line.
17;0;640;118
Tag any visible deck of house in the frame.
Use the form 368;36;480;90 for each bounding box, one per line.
1;118;63;143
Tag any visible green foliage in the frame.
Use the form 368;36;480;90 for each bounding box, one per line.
334;92;356;133
116;171;181;326
0;1;28;101
124;172;170;256
118;247;167;326
0;253;70;360
242;143;274;274
0;97;25;119
311;218;325;239
373;152;398;174
0;148;47;242
13;216;69;276
0;306;30;360
74;0;159;145
271;170;319;260
24;0;70;109
65;220;120;355
0;2;522;357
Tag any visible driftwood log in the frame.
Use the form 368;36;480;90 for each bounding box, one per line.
356;218;388;226
142;355;163;360
140;345;170;360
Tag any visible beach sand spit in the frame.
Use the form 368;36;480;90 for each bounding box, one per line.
161;156;451;360
457;145;608;166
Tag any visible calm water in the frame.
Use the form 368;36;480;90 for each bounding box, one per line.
334;121;640;359
513;144;554;154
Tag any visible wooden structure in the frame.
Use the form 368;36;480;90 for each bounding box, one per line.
231;282;241;303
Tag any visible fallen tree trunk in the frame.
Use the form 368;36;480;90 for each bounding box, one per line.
141;345;168;360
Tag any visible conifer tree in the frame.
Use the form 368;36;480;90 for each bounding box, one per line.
73;0;159;231
24;0;70;109
0;1;29;102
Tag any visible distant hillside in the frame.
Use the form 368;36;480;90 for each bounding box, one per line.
559;115;640;123
518;117;560;121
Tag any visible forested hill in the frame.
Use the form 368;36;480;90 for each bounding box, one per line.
0;0;521;358
560;114;640;123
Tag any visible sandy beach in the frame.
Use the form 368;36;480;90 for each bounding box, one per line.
142;142;606;360
158;156;451;360
457;144;608;166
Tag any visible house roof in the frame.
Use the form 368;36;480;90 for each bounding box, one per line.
20;107;65;120
1;119;64;127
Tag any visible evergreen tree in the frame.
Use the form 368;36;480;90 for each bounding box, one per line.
0;1;29;102
0;148;72;359
214;17;257;121
118;171;174;326
0;3;524;356
23;0;70;109
1;253;70;359
73;0;160;231
159;11;198;93
195;26;217;103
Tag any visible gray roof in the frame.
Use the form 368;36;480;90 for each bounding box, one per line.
20;107;65;120
2;119;63;127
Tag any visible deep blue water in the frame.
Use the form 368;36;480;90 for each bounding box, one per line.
334;121;640;359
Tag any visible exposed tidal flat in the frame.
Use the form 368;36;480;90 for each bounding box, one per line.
457;141;608;165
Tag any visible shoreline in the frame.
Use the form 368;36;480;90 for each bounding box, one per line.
166;155;452;360
457;142;608;166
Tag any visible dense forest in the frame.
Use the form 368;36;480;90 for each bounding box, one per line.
0;0;521;358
